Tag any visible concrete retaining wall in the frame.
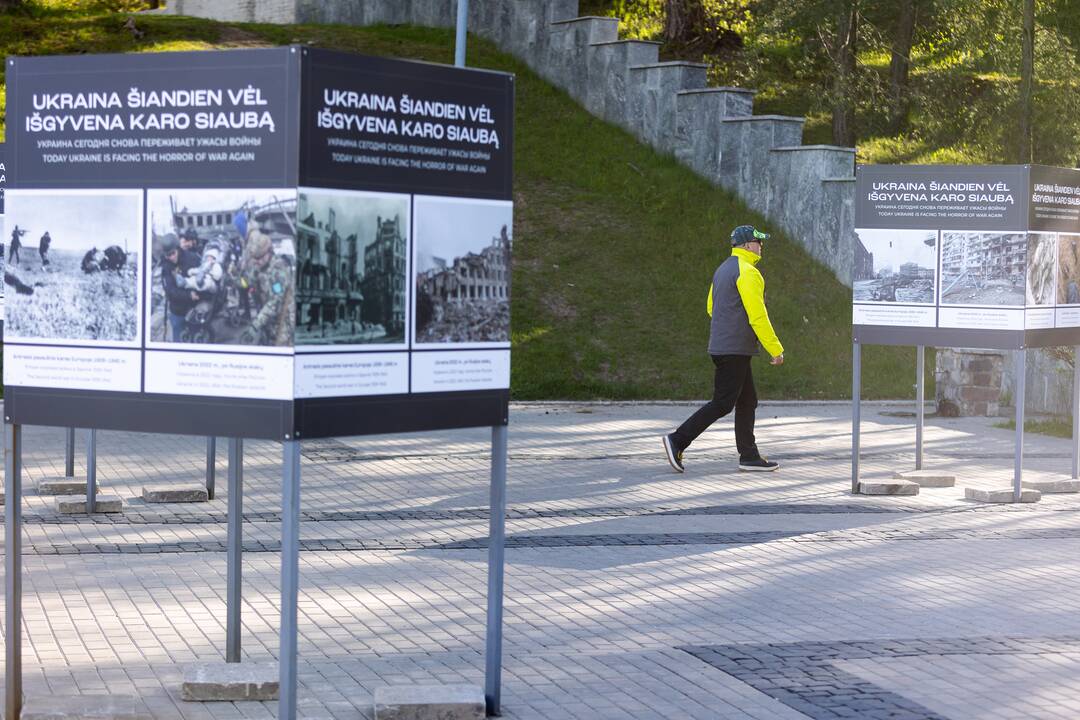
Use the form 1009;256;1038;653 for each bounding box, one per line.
162;0;859;286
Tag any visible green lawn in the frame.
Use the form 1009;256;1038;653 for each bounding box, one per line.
0;7;931;400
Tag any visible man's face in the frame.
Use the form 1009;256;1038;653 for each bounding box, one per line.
181;237;195;251
254;250;272;270
165;249;179;264
746;240;763;256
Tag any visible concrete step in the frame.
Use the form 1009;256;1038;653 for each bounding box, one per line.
56;495;123;514
964;487;1041;503
628;61;709;153
1021;479;1080;493
38;478;88;495
181;662;279;701
142;484;209;503
22;694;150;720
374;684;484;720
893;470;956;488
857;479;919;496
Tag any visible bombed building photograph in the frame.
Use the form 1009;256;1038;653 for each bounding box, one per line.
1026;233;1057;306
1059;234;1080;304
296;189;408;347
414;196;512;345
851;228;936;304
146;189;297;348
940;231;1026;306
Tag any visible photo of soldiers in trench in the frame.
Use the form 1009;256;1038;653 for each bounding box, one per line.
295;190;408;346
939;231;1027;306
414;197;512;344
147;190;296;347
4;191;140;343
852;228;936;304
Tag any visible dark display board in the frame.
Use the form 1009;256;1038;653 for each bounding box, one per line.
854;164;1080;349
3;48;513;438
0;142;6;328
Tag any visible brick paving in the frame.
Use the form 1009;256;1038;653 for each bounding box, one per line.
2;402;1080;718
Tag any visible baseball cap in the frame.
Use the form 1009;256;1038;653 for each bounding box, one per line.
731;225;770;246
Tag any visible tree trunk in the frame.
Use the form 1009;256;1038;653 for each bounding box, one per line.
1018;0;1035;163
664;0;706;45
888;0;917;134
0;0;26;10
831;0;858;147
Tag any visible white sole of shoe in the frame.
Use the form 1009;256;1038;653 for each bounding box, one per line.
662;436;684;473
738;465;779;472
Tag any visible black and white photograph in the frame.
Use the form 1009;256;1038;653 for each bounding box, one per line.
1058;234;1080;304
413;196;512;346
296;188;408;349
852;228;936;304
147;189;297;350
940;231;1027;306
1027;233;1056;306
4;189;141;345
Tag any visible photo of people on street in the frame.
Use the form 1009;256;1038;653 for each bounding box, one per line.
147;189;296;350
3;190;141;345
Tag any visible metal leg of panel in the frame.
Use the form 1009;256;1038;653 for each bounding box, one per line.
226;438;243;663
1014;349;1026;502
65;426;76;477
279;441;301;720
455;0;469;67
6;424;23;720
916;345;925;471
206;436;217;500
851;342;861;494
485;425;508;716
86;428;97;514
1073;346;1080;480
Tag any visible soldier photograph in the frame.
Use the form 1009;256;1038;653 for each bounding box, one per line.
414;196;512;346
296;188;409;348
146;189;296;349
3;190;141;345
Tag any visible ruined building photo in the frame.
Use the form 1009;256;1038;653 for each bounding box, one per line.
416;224;511;343
359;214;407;340
296;201;365;342
940;232;1026;305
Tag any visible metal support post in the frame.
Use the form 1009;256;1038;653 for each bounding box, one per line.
65;426;76;477
86;428;97;514
279;441;301;720
1014;349;1026;502
1073;346;1080;480
485;424;508;717
6;424;23;720
455;0;469;67
226;438;244;662
206;436;217;500
851;342;862;494
916;345;925;470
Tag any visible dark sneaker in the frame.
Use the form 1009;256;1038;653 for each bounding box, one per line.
739;456;779;472
662;434;684;473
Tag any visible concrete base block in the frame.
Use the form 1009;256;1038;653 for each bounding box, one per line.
857;479;919;496
181;662;279;701
893;470;956;488
56;495;123;514
1021;479;1080;493
964;487;1041;503
142;484;209;503
38;478;88;495
374;684;485;720
22;694;150;720
0;491;4;505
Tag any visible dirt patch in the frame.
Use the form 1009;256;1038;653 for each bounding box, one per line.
217;26;274;48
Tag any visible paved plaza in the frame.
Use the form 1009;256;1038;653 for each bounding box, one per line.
3;401;1080;719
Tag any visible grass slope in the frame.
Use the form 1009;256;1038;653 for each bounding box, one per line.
0;8;928;399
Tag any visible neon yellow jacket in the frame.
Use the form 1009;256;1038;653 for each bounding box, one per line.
706;247;784;358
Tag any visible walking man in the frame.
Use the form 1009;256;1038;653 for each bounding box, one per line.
38;231;51;267
663;225;785;473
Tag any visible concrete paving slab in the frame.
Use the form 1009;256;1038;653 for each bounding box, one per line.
180;662;278;701
142;484;209;503
1021;478;1080;493
22;694;150;720
857;479;919;495
893;469;956;487
37;478;88;495
964;487;1041;503
55;494;123;514
374;684;484;720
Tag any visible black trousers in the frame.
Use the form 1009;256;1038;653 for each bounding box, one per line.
672;354;759;460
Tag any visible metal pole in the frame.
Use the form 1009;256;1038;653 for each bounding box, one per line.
851;341;862;494
65;426;75;477
226;438;243;662
454;0;469;67
6;424;23;720
279;440;301;720
1015;349;1026;502
86;428;97;514
916;345;925;471
206;436;217;500
485;424;509;716
1073;345;1079;480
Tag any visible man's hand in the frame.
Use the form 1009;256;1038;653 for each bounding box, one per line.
770;353;784;366
190;291;200;301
